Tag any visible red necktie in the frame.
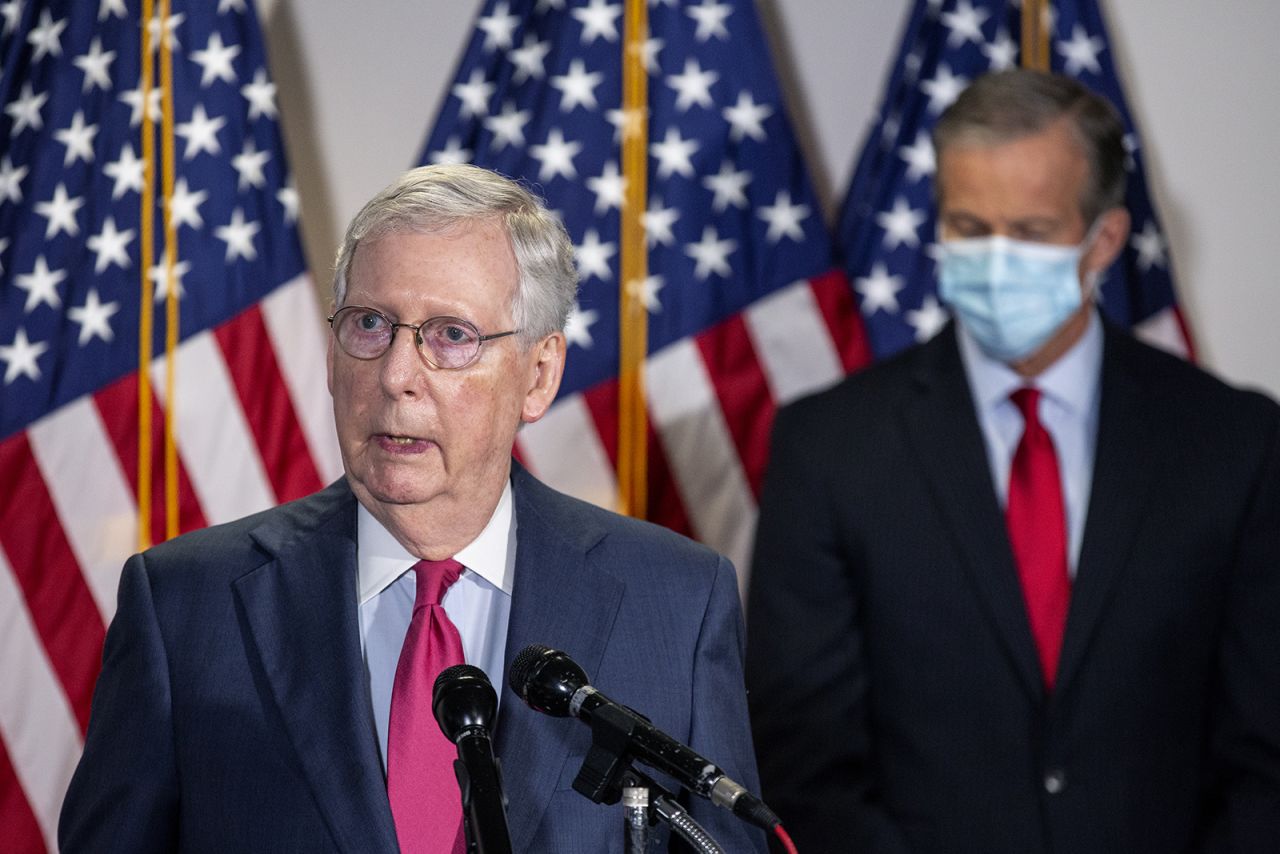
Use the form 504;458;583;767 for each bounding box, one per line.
387;559;467;853
1006;388;1071;690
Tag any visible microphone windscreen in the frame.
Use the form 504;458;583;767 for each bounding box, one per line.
507;645;590;717
508;643;554;699
432;663;497;742
434;662;474;694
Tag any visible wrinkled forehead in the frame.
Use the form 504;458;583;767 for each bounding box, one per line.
345;222;520;319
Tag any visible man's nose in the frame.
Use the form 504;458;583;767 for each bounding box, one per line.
379;326;430;395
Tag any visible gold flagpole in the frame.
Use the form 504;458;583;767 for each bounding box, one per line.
617;0;650;518
159;0;181;540
137;0;156;550
1022;0;1052;71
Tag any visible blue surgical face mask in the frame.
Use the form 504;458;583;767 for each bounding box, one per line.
937;231;1097;363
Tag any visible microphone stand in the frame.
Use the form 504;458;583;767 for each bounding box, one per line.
569;702;727;854
453;750;513;854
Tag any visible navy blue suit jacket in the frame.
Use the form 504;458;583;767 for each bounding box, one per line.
747;321;1280;854
60;465;766;853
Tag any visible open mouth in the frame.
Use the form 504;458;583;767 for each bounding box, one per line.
375;433;432;453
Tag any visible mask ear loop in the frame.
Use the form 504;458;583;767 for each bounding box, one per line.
1078;217;1106;302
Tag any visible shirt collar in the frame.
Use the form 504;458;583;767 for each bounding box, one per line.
356;480;515;605
956;310;1104;417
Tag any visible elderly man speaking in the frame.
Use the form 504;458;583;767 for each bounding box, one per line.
60;164;766;854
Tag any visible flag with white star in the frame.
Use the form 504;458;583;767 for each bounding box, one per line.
421;0;870;581
838;0;1192;359
0;3;339;850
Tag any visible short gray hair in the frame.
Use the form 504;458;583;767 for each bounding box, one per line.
933;69;1127;223
333;164;578;345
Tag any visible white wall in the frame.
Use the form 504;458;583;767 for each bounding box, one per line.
259;0;1280;399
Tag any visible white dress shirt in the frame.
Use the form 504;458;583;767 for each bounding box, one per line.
955;312;1104;577
356;482;515;773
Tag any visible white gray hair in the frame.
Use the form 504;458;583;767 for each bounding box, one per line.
333;164;578;345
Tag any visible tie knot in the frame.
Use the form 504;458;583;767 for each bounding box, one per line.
1011;386;1042;426
413;558;464;608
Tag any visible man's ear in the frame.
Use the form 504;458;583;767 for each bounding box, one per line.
521;332;566;424
1083;206;1131;275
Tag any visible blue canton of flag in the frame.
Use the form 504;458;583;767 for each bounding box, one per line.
0;3;338;850
0;0;307;436
838;0;1192;361
420;0;869;575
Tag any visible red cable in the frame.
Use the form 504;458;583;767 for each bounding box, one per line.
773;824;799;854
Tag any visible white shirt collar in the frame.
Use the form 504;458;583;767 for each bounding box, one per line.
356;480;515;604
956;310;1104;417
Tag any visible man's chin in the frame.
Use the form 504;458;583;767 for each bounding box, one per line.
347;474;445;511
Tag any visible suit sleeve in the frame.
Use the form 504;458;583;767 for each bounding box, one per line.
59;553;180;853
746;404;911;854
682;555;769;853
1201;400;1280;852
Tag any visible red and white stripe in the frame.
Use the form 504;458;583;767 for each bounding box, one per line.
0;274;341;854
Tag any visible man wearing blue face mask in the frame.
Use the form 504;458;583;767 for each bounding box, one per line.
746;69;1280;854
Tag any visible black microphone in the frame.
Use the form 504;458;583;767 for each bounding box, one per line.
432;664;513;854
508;644;779;831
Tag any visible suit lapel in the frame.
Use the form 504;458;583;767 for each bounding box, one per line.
1054;327;1158;695
494;466;625;852
234;481;399;854
901;327;1045;698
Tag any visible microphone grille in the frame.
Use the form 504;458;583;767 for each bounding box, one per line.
434;662;476;694
508;643;553;698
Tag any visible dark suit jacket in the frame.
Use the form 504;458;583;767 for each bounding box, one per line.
746;321;1280;854
60;464;766;853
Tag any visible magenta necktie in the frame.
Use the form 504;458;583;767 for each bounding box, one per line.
387;558;467;853
1006;388;1072;691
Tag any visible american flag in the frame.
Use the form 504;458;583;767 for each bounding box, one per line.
0;2;339;851
838;0;1193;360
420;0;870;581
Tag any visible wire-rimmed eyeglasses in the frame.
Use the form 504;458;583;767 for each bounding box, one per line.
328;305;518;370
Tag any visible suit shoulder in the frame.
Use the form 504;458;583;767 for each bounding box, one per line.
136;481;351;578
775;335;931;436
1112;331;1280;427
512;468;724;574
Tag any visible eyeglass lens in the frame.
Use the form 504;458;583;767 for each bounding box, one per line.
332;307;483;368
